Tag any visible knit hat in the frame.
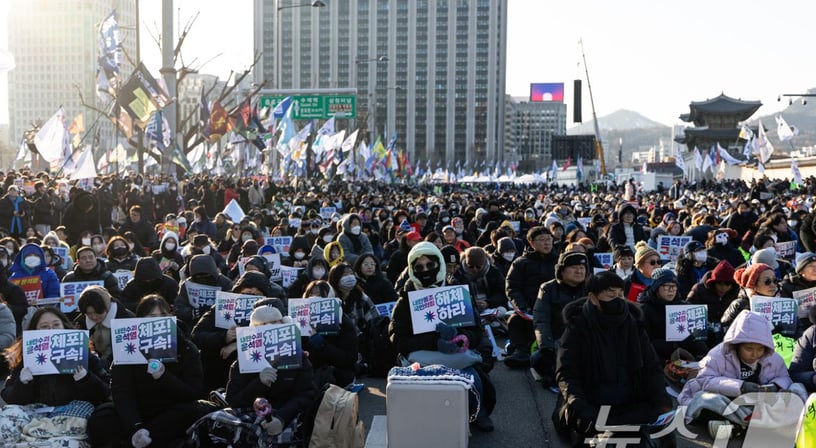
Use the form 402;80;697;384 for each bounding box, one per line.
577;237;594;248
497;237;516;254
734;263;773;289
705;260;736;287
440;245;460;265
751;247;779;270
634;242;659;267
249;305;284;326
404;231;422;242
613;244;634;261
796;252;816;274
649;268;678;292
558;251;588;268
193;234;210;246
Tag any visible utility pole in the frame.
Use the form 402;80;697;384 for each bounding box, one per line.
160;0;177;174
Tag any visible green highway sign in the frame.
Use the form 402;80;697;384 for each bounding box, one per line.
259;95;357;120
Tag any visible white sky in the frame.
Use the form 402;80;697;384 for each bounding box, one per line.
2;0;816;127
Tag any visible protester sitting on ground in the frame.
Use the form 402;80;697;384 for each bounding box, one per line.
62;246;123;310
611;244;635;280
337;213;374;265
73;285;135;367
175;254;234;329
623;241;661;302
553;271;671;445
151;231;184;281
323;240;345;269
104;235;139;273
121;257;179;313
722;263;779;331
676;240;719;302
687;260;739;347
789;306;816;392
355;253;398;303
9;242;61;300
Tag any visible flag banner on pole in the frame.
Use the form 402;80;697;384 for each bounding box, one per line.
34;107;70;163
117;63;170;129
674;147;686;173
717;143;744;165
792;159;803;185
96;10;122;101
694;147;703;170
776;115;798;142
757;121;775;163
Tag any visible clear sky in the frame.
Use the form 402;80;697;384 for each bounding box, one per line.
2;0;815;127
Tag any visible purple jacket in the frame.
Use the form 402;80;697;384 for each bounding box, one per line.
677;310;792;405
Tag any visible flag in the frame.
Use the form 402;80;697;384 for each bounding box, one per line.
712;144;721;165
170;144;194;172
674;147;686;173
317;117;335;138
738;124;753;141
385;132;398;152
642;159;648;173
208;101;229;143
701;149;713;173
792;159;803;185
96;11;122;101
199;88;210;140
229;96;252;134
576;155;584;181
34;107;69;163
275;104;297;157
145;111;171;151
694;147;703;170
562;156;571;171
117;63;170;128
717;143;743;165
67;145;98;180
743;136;755;158
272;97;292;119
341;129;358;154
776;115;798;141
757;121;775;163
550;160;558;180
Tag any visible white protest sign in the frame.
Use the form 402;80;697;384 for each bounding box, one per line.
287;297;343;335
214;291;264;329
594;252;613;269
750;295;797;336
793;287;816;319
52;246;70;270
264;236;293;255
407;285;476;335
60;280;105;313
280;265;302;289
113;271;133;290
665;304;708;342
236;322;302;373
264;253;282;282
222;199;245;222
111;317;178;365
185;281;221;320
657;235;692;262
320;207;336;220
23;330;89;376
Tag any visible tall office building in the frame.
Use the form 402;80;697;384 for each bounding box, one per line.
504;95;567;172
254;0;508;166
8;0;136;153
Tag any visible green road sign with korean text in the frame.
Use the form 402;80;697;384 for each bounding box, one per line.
259;95;356;119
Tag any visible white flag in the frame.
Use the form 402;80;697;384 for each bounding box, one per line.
792;159;803;185
717;143;743;165
642;159;648;173
743;136;755;158
776;115;798;142
738;124;753;141
34;107;69;163
68;145;98;180
341;129;358;153
701;149;713;173
757;121;774;163
550;160;558;181
674;147;686;173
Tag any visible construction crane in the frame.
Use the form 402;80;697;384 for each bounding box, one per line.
579;39;607;176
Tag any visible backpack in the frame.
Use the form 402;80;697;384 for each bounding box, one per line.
307;384;365;448
364;315;398;377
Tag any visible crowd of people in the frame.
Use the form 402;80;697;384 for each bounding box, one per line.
0;168;814;446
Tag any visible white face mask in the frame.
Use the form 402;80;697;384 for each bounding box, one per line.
502;252;515;262
312;268;326;279
350;226;361;235
310;229;319;235
165;242;176;251
81;238;92;246
788;220;798;228
128;243;135;250
93;244;105;253
242;235;252;242
693;251;707;263
294;251;305;260
323;235;334;243
24;256;40;269
340;275;357;289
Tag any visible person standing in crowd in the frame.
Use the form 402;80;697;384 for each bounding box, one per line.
0;186;27;239
30;181;57;237
607;204;648;252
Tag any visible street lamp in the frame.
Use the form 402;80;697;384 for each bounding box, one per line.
276;0;326;90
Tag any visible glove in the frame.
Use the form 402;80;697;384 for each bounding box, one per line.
740;381;761;394
131;428;152;448
261;416;284;436
759;383;779;393
259;367;278;386
19;367;34;384
437;338;458;354
436;322;456;341
73;366;88;382
309;333;326;349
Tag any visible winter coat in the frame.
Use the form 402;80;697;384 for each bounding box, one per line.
287;257;329;299
189;217;217;240
607;205;649;251
225;354;315;427
533;279;587;350
302;314;359;387
2;353;110;406
358;271;399;304
121;258;180;313
789;309;816;390
707;244;744;273
174;255;233;326
61;191;100;246
0;194;27;236
151;231;184;282
73;300;134;365
62;258;122;301
677;310;793;405
675;256;719;302
0;273;27;336
9;243;61;299
505;250;558;312
636;289;708;361
0;303;16;350
451;263;507;309
106;253;140;274
686;271;740;324
337;214;373;266
118;217;158;250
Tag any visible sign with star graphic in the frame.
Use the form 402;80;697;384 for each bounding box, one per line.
407;285;476;335
287;298;342;335
215;291;264;329
23;330;89;376
111;317;177;365
185;281;221;320
750;295;797;337
60;280;105;313
236;322;302;373
665;304;708;342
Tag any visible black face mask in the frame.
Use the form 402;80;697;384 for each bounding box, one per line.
191;274;217;286
599;297;626;316
112;247;128;257
415;266;440;287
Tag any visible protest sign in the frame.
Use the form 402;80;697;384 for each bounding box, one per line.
111;317;178;365
11;275;45;306
264;236;292;255
665;304;708;342
236;323;302;373
657;235;692;261
577;217;592;229
773;333;796;368
265;253;282;282
222;199;245;222
214;291;263;329
237;256;251;278
185;281;221;320
289;218;302;230
407;285;476;335
751;295;797;336
23;330;89;375
374;301;397;318
792;287;816;318
60;280;105;313
594;252;613;269
280;265;301;289
775;240;796;262
319;207;336;220
112;271;133;291
52;246;70;270
508;221;520;233
287;298;343;335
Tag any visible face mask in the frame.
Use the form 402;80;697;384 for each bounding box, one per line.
312;268;326;279
81;238;92;246
112;246;128;257
599;297;626;315
442;217;450;223
310;228;319;235
454;227;464;234
693;251;707;263
502;252;515;262
350;226;361;235
759;207;766;213
201;245;211;255
242;235;252;242
715;233;728;246
339;275;357;289
164;243;176;251
415;266;440;287
24;256;40;269
323;235;334;243
191;274;216;286
294;251;305;260
93;244;105;253
128;243;135;250
788;220;798;228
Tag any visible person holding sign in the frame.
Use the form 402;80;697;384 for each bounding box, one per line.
225;303;315;438
722;263;778;331
9;242;61;300
687;260;739;346
2;307;110;407
74;286;134;367
175;254;234;329
62;246;123;305
779;252;816;337
121;257;180;313
150;231;184;282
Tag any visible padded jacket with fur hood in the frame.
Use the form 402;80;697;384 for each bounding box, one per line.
337;213;373;265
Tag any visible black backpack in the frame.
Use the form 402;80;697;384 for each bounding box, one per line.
364;315;398;378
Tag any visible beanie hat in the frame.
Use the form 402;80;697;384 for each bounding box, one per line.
440;245;460;264
404;231;422;242
634;241;659;267
796;252;816;274
734;263;773;289
249;305;283;326
751;247;779;270
577;237;594;248
497;237;516;254
613;244;634;261
705;260;736;287
649;268;678;292
556;251;588;281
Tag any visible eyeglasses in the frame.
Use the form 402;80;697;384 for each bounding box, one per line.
413;262;437;272
533;237;552;243
761;278;780;286
660;284;678;291
644;259;660;266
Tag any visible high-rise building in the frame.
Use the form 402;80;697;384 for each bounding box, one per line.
7;0;136;155
254;0;508;166
504;96;567;172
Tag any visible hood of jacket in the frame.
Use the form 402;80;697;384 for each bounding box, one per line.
134;257;163;281
723;310;774;351
289;235;311;256
189;254;219;277
161;231;179;247
406;241;446;289
617;204;638;222
341;213;362;233
12;243;47;274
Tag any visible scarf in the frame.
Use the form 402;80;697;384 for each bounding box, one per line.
580;299;645;385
